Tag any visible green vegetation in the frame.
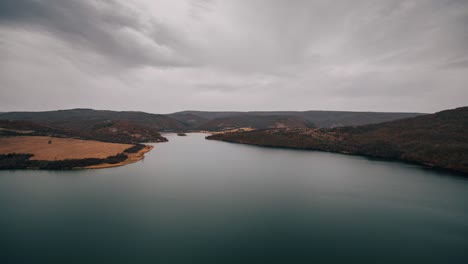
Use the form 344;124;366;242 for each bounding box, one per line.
123;144;147;153
0;153;127;170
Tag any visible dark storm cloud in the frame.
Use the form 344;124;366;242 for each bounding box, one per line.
0;0;467;113
0;0;191;67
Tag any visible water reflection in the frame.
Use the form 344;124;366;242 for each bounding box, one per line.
0;133;467;263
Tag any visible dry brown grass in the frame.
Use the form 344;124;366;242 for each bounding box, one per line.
0;136;133;161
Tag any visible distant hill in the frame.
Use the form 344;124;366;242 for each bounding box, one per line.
174;110;424;128
74;120;168;143
0;119;167;144
174;111;246;121
165;113;209;129
0;120;75;138
251;111;424;127
0;109;187;131
198;115;315;131
0;108;425;133
207;106;468;174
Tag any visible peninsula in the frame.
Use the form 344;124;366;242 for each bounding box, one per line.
0;136;153;170
0;118;164;170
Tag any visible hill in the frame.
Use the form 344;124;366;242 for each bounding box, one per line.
174;111;245;120
0;109;187;131
207;106;468;174
0;108;425;133
0;120;75;138
165;113;209;129
174;110;424;128
198;115;315;131
0;119;167;144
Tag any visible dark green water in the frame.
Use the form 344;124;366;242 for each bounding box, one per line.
1;133;467;263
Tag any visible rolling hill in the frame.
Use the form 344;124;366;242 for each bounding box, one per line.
0;108;425;133
0;109;187;131
198;115;315;131
165;113;209;129
207;106;468;174
174;110;424;128
0;119;167;144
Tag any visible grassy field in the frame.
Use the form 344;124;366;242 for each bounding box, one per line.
0;136;133;161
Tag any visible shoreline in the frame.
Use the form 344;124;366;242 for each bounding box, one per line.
206;137;468;176
0;137;155;170
85;145;154;169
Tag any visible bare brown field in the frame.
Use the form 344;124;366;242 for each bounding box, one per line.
0;136;134;160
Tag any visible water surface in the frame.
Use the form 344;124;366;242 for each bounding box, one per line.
1;133;467;263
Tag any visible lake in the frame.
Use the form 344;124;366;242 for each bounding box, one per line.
1;133;467;263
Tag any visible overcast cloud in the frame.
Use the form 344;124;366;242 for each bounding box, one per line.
1;0;467;113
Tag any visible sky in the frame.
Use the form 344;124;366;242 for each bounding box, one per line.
1;0;467;114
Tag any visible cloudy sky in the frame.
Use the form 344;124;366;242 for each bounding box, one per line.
1;0;467;113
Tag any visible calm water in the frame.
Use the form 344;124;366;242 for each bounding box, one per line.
1;133;467;263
